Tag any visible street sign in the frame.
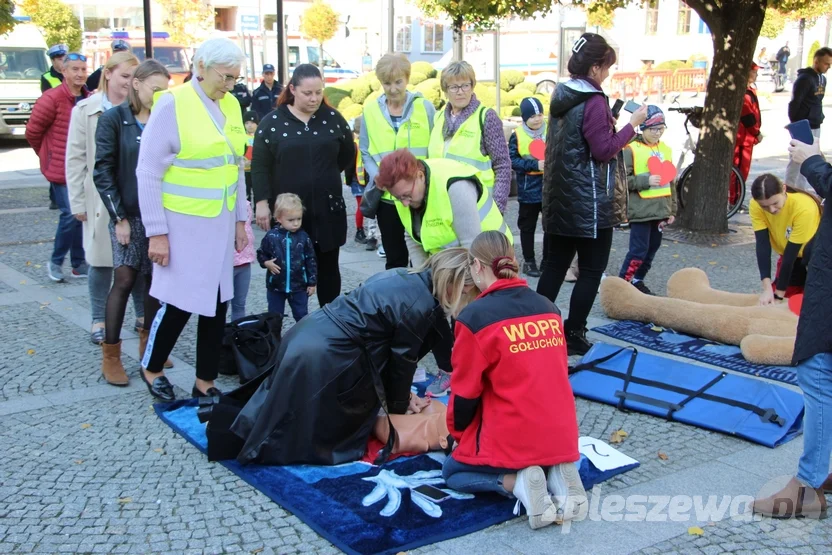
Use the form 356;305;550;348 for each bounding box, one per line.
240;15;260;32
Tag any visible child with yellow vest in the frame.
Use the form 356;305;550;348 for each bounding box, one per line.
509;97;547;278
618;106;677;295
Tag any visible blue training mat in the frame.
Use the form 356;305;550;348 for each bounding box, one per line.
570;342;804;448
592;320;798;385
155;395;637;555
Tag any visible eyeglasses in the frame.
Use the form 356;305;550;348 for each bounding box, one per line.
66;53;87;62
447;83;473;94
392;180;418;204
644;125;667;133
212;67;244;85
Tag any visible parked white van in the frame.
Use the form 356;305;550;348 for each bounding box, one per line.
0;21;50;138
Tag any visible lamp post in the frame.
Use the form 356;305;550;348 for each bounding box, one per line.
143;0;153;59
276;0;286;83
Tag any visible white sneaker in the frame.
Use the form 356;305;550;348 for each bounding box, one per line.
547;462;588;523
513;466;558;529
377;245;386;258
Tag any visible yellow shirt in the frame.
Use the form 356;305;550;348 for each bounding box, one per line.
750;192;820;257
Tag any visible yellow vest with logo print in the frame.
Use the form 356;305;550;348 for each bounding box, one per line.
395;158;512;255
514;124;546;176
42;71;61;89
363;98;431;201
160;84;247;217
628;140;673;199
428;104;494;190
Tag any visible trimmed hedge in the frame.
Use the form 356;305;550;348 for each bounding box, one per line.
411;61;437;79
410;71;428;85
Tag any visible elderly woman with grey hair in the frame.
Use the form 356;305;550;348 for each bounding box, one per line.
135;37;250;402
428;61;511;213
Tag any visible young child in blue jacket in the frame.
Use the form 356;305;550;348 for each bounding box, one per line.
509;97;546;277
257;193;318;322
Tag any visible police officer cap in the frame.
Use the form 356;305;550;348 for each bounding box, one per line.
112;40;130;52
47;44;69;59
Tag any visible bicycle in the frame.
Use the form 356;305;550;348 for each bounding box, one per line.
668;104;746;220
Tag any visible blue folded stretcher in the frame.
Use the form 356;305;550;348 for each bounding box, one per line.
569;343;804;448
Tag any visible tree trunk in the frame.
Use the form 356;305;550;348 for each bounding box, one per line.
677;1;766;233
452;15;464;61
826;15;831;48
797;18;806;71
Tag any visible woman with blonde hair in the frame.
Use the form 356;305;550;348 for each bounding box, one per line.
446;230;585;529
429;61;511;214
226;248;476;466
66;50;144;349
360;53;436;264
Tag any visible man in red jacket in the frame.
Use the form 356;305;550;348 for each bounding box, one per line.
732;62;762;206
26;53;90;282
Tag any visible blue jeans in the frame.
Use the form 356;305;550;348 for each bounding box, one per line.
619;220;663;282
50;183;84;268
441;455;518;497
231;264;251;321
797;352;832;489
267;289;308;322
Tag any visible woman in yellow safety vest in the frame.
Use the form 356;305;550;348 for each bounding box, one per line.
360;53;436;267
428;61;512;214
135;38;250;402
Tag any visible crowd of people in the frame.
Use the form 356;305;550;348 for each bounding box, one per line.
23;31;832;527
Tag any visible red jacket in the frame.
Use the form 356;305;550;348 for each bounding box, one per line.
733;86;761;182
447;278;579;469
25;82;89;184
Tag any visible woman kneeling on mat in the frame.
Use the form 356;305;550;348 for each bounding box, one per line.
444;231;587;529
229;248;476;466
750;173;820;305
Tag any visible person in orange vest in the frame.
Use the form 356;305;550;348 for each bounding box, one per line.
618;106;677;295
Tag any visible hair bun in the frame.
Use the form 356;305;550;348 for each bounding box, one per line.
491;256;519;278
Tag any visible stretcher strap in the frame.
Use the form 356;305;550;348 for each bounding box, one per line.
569;347;786;427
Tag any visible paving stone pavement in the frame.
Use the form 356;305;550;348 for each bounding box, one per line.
1;178;830;555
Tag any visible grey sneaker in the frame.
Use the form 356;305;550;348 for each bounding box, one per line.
70;262;89;278
426;369;451;397
47;261;65;282
547;462;588;523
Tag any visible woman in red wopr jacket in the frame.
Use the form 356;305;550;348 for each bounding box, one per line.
444;230;586;529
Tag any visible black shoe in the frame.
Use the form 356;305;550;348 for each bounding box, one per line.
566;328;592;357
633;281;655;296
365;238;378;251
354;229;367;244
523;261;541;278
192;385;223;399
139;370;176;401
49;201;58;210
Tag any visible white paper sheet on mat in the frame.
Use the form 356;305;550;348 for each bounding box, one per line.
578;436;639;471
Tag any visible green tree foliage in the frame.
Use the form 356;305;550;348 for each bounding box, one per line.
807;40;821;66
761;8;787;39
21;0;82;51
0;0;16;36
156;0;213;46
586;1;615;29
300;0;339;66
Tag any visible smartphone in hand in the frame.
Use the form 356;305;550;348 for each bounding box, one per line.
786;120;814;145
623;100;641;113
611;99;625;118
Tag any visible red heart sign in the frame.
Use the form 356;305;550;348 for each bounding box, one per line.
529;139;546;161
647;156;677;186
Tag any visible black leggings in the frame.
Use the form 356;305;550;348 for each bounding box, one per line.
536;228;614;332
377;201;409;269
104;267;160;345
315;245;341;306
143;291;227;380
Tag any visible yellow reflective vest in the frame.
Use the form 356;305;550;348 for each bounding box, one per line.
42;71;61;89
395;158;512;255
428;104;494;190
363;98;431;201
354;138;365;186
160;84;247;217
514;124;546;175
628;140;673;199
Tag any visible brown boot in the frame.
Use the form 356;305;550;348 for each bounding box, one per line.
752;477;828;519
138;329;173;369
101;341;129;386
822;474;832;494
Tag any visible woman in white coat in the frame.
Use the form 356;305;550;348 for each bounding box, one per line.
66;51;144;346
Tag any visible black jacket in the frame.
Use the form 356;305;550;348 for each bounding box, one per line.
230;268;450;465
257;226;318;292
251;103;355;252
93;102;143;220
40;66;63;93
543;79;622;238
232;83;252;117
789;68;826;129
86;67;102;91
793;155;832;364
252;81;283;119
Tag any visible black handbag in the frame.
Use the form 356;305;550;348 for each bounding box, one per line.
229;312;283;384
